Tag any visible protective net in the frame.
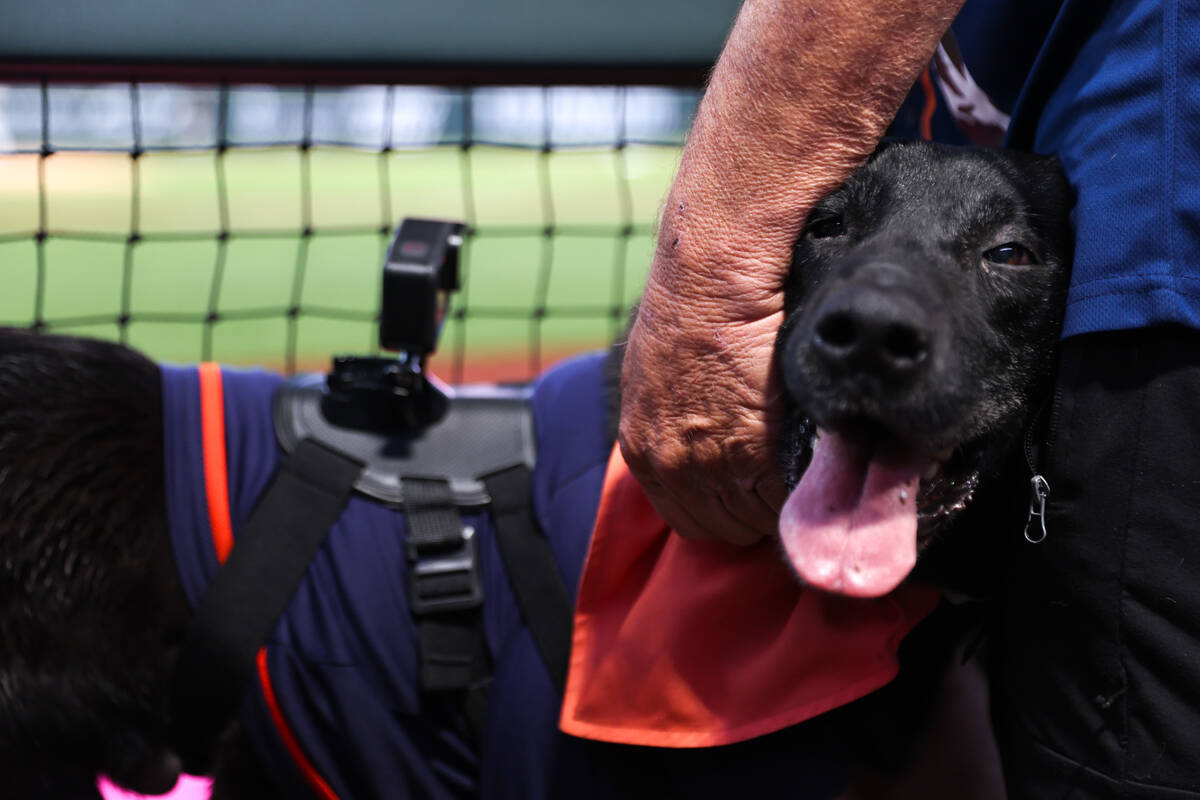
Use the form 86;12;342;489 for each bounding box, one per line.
0;82;698;381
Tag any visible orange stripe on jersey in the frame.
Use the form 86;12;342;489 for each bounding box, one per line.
256;648;342;800
196;363;343;800
919;66;938;141
197;362;234;564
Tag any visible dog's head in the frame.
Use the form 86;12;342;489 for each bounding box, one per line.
776;141;1073;597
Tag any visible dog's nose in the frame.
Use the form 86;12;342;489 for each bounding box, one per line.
811;288;931;379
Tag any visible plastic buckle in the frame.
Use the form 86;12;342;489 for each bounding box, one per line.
408;525;484;614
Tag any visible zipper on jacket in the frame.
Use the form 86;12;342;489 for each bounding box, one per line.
1022;386;1063;544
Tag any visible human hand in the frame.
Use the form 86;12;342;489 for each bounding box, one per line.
618;270;789;545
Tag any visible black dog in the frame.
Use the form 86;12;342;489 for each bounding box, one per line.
776;140;1072;598
0;141;1071;799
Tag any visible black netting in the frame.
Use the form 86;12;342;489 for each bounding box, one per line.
0;82;698;381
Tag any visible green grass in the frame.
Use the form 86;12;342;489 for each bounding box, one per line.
0;145;680;373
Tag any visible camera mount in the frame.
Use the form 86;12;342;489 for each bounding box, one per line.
326;218;466;431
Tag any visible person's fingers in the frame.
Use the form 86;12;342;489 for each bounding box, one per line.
618;400;786;543
640;474;765;545
626;439;779;545
718;479;780;537
621;429;788;544
751;469;790;515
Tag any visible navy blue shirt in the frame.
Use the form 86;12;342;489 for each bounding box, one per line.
162;354;612;799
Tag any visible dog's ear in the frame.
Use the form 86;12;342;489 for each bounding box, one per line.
991;150;1073;211
998;150;1075;259
868;137;906;162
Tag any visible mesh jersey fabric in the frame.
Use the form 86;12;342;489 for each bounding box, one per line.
1006;0;1200;337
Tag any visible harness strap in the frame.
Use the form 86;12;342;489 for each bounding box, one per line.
404;477;470;553
400;464;573;732
482;465;573;694
170;438;363;770
401;476;492;737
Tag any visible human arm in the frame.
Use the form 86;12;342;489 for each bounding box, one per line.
619;0;965;543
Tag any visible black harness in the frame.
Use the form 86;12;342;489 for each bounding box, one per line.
168;377;574;771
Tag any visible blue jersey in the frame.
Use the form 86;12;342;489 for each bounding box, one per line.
893;0;1192;338
1007;0;1200;337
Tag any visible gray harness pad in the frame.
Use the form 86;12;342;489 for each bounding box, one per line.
273;374;537;508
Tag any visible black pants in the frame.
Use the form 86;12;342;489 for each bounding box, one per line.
995;326;1200;798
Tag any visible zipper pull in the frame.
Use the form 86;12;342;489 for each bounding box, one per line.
1024;474;1050;544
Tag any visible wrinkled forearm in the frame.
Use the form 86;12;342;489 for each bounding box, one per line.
618;0;966;544
652;0;965;315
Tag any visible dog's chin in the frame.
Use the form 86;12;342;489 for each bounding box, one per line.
913;440;985;538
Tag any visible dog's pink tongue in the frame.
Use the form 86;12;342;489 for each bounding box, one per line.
779;430;928;597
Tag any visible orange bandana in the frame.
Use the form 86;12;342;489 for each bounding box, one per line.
559;446;940;748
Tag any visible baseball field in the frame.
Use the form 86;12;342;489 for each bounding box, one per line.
0;144;680;380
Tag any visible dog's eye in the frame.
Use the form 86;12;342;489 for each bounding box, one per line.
983;243;1037;266
806;216;846;239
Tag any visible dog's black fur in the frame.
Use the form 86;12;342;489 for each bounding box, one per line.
0;335;189;798
0;141;1072;798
